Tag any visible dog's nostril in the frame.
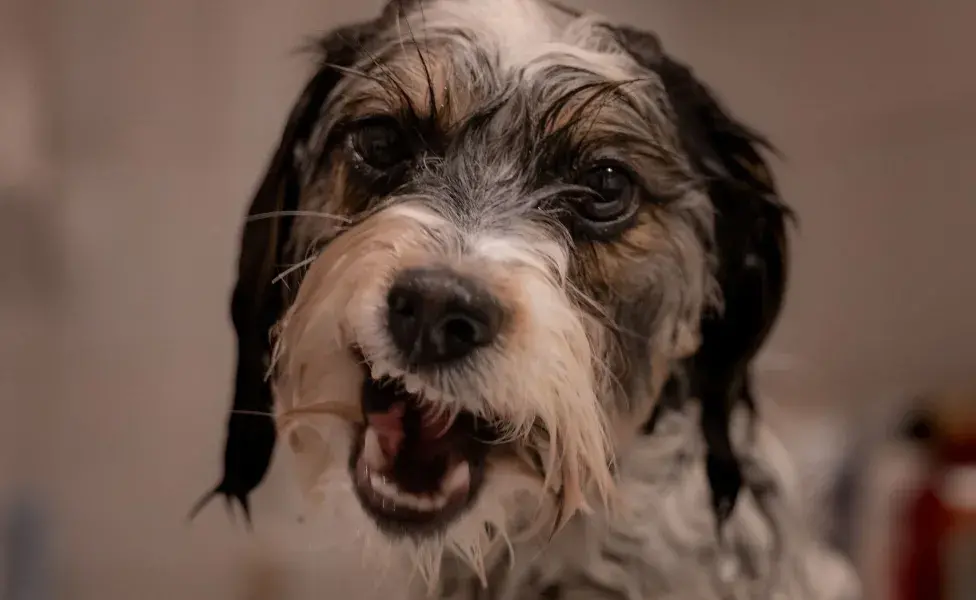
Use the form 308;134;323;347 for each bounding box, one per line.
386;267;504;365
442;316;477;347
437;312;492;358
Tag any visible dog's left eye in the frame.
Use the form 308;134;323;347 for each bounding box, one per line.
349;118;412;171
572;164;640;236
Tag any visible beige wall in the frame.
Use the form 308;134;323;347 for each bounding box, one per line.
2;0;974;598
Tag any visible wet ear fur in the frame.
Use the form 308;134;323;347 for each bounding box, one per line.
190;21;380;523
615;26;792;525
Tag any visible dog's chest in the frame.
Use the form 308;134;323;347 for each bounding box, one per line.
435;494;757;600
435;447;766;599
429;412;858;600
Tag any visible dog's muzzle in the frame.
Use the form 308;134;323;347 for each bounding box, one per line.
351;267;505;537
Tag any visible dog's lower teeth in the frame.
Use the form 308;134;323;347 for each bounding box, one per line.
442;462;471;495
369;472;399;498
367;471;449;512
362;428;386;470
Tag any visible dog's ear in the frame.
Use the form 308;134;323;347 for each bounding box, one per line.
190;22;379;524
613;27;792;525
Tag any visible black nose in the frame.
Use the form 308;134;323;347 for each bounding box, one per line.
386;267;504;365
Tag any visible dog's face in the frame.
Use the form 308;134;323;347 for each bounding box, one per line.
208;0;790;582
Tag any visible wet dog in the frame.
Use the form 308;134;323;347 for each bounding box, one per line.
197;1;860;598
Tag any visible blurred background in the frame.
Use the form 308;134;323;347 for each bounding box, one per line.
1;0;974;598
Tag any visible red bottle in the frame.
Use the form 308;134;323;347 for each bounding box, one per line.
894;397;976;600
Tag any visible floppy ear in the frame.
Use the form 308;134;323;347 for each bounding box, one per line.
191;23;378;523
613;27;792;525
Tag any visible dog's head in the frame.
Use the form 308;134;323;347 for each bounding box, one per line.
201;0;790;580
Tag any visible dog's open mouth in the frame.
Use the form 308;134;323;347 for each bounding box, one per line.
350;365;493;537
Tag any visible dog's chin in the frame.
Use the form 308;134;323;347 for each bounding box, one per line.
349;356;495;539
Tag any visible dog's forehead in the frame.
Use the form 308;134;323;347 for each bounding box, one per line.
395;0;625;72
326;0;652;121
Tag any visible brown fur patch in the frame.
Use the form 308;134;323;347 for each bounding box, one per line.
342;46;479;130
302;156;355;216
608;349;671;454
481;262;542;354
573;207;671;297
291;152;376;259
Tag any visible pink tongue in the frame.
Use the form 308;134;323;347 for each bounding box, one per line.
367;402;405;459
365;402;455;462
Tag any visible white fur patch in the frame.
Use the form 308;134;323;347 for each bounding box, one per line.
399;0;633;80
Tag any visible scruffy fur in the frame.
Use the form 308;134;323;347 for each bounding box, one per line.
199;1;861;598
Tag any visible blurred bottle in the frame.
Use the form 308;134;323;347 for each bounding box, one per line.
894;396;976;600
2;493;49;600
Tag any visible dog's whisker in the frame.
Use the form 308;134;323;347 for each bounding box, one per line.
246;210;351;223
277;402;363;426
320;61;385;85
230;409;276;418
272;255;318;284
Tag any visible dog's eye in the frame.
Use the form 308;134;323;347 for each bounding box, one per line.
579;166;632;217
572;164;639;237
349;118;411;171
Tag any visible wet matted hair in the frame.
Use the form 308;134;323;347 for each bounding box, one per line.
194;2;859;598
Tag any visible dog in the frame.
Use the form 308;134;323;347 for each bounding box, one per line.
195;1;860;598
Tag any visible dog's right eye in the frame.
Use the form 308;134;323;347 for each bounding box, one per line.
349;118;412;171
570;163;641;239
